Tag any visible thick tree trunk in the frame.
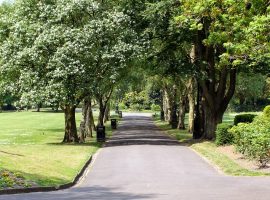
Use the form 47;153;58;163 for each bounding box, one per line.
202;105;223;140
79;103;87;143
89;105;96;133
163;89;170;122
37;102;42;112
194;27;237;139
160;90;165;121
98;97;106;126
200;68;236;139
170;85;178;126
187;78;196;133
63;105;79;143
104;103;110;123
177;96;187;130
85;100;95;137
193;85;204;139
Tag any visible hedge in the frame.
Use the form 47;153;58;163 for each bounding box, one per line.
215;123;233;146
230;111;270;167
234;114;257;125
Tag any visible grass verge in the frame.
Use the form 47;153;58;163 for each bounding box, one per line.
154;116;270;177
0;110;112;189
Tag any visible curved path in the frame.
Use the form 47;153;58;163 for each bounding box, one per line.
1;113;270;200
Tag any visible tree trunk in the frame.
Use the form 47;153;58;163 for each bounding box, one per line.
85;100;95;137
98;98;106;126
79;102;87;143
194;27;237;139
177;96;187;130
63;105;79;143
193;84;204;139
163;89;170;122
37;102;42;112
160;90;165;121
202;105;223;140
170;85;178;126
104;103;110;123
188;78;196;133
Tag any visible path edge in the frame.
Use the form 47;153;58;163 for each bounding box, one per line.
0;155;93;195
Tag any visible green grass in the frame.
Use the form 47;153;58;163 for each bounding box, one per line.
154;112;270;177
155;119;192;143
191;142;269;176
0;110;112;188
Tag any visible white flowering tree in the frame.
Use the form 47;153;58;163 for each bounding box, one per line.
1;0;142;142
1;0;140;142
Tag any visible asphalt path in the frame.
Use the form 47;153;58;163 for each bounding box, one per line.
1;113;270;200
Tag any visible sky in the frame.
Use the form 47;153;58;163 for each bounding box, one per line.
0;0;13;4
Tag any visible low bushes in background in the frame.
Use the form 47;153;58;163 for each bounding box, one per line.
215;123;233;146
234;114;257;125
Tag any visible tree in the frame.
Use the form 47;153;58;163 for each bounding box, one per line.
176;0;270;139
1;0;138;142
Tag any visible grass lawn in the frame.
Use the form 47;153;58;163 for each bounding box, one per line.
154;111;270;176
0;110;112;189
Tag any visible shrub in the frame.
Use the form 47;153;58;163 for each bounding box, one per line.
118;102;126;110
230;115;270;167
130;103;143;111
215;123;233;146
151;104;160;112
263;105;270;118
234;114;257;125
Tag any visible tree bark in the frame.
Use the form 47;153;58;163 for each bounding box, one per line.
202;105;223;139
160;90;165;121
193;84;204;139
79;102;87;143
104;103;110;123
193;25;237;139
163;88;170;122
170;85;178;126
200;68;236;139
85;100;95;137
98;98;106;126
187;78;196;133
177;95;187;130
63;105;79;143
37;102;42;112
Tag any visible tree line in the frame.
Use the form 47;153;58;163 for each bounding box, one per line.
0;0;269;142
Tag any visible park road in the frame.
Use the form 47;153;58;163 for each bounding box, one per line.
1;113;270;200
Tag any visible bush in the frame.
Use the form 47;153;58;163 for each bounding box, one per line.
263;105;270;118
130;103;143;111
118;102;126;110
215;123;233;146
230;115;270;167
151;104;160;112
234;114;257;125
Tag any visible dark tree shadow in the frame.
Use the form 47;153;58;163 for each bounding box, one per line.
0;186;157;200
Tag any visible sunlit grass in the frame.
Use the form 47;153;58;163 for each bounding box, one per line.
0;110;111;187
154;112;269;176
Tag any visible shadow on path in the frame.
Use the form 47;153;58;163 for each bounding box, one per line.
105;116;180;147
0;186;156;200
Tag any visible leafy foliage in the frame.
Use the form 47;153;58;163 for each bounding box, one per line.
230;109;270;167
215;123;233;146
234;114;257;125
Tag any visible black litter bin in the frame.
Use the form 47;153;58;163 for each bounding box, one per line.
111;119;117;129
96;125;106;142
